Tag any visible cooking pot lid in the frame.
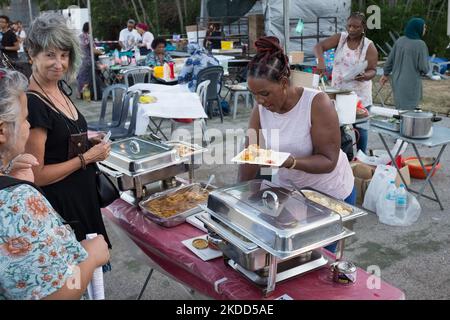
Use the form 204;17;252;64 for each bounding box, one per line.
402;109;433;118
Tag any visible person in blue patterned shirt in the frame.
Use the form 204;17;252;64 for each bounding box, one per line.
145;37;173;67
0;68;110;300
178;42;219;92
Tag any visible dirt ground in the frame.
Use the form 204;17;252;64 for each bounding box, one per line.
372;75;450;116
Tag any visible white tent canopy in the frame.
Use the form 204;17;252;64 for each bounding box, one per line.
200;0;351;57
261;0;351;56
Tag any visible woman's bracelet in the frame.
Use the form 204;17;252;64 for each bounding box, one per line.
78;154;87;170
288;156;297;170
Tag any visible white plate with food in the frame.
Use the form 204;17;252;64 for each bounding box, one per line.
231;144;290;167
182;235;222;261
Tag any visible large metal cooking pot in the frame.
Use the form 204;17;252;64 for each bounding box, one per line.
394;109;441;139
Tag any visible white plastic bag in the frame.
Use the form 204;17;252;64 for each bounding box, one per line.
362;165;397;212
377;192;421;227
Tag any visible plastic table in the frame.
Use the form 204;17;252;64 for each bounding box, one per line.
102;199;406;300
360;122;450;210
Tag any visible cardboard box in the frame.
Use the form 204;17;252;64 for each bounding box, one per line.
290;70;320;89
289;51;305;65
351;162;375;206
351;161;411;205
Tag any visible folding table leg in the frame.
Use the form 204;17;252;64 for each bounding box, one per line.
378;134;410;187
410;143;446;210
136;268;154;300
149;117;169;140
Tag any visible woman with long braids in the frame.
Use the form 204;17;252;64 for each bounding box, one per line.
314;12;378;154
238;36;355;208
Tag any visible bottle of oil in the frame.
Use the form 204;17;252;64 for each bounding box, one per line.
82;84;91;102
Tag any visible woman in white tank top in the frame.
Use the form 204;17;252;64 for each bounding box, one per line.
238;37;354;201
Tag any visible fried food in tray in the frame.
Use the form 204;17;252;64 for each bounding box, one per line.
301;190;353;217
142;184;209;218
175;144;195;157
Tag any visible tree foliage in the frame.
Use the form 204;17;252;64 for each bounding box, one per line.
354;0;450;58
35;0;201;40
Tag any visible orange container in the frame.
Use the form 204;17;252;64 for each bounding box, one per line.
153;66;164;78
402;156;441;179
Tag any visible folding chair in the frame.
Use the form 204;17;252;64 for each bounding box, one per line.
88;84;128;131
196;66;224;123
122;67;152;87
109;90;141;140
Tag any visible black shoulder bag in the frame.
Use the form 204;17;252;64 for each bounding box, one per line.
95;164;120;208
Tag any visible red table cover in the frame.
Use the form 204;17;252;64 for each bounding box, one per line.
103;199;405;300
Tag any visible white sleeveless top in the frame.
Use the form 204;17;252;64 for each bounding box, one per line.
259;88;354;200
331;32;373;107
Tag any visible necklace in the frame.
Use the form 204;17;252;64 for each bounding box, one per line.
32;75;77;120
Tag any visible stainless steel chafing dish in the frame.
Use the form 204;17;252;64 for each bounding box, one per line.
98;137;206;205
198;179;367;296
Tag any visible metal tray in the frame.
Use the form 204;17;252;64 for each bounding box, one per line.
205;180;353;259
139;183;213;227
370;117;400;132
165;141;207;159
298;188;368;222
105;137;177;174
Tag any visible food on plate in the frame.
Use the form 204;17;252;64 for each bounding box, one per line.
143;185;209;218
240;144;273;163
139;95;158;104
302;191;353;216
192;238;208;250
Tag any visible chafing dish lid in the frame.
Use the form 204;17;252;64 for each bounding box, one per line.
110;137;173;160
213;180;338;228
206;180;345;257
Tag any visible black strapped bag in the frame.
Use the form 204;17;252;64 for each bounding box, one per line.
95;165;120;208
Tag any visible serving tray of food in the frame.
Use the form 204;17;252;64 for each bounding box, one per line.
299;188;367;222
165;141;207;159
139;183;213;227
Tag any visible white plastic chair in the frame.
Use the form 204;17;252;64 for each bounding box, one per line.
196;80;211;145
170;80;211;145
196;80;211;110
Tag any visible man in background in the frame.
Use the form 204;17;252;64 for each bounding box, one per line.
118;19;141;51
12;20;27;60
0;15;20;61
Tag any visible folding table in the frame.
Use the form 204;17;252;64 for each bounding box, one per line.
361;122;450;210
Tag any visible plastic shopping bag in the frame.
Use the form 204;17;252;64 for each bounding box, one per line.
377;192;421;227
362;165;397;212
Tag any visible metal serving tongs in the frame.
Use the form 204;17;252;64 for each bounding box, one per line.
203;174;215;191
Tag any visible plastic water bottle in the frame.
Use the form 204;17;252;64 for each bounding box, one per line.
385;180;397;217
395;183;407;221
